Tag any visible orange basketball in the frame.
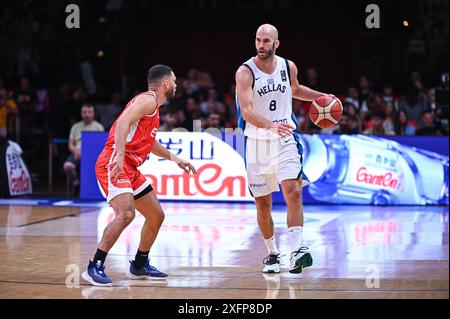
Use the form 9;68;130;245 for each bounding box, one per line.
309;95;343;128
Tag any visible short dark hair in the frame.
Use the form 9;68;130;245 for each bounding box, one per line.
371;110;385;120
147;64;173;84
421;110;432;117
81;103;95;111
341;111;356;122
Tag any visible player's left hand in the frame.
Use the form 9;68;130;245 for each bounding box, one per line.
173;156;197;175
178;160;197;175
326;93;341;102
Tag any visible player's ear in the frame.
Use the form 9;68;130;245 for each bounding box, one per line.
275;39;280;49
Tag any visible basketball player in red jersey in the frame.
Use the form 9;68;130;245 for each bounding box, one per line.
82;65;196;286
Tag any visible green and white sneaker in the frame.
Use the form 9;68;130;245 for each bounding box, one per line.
289;247;313;274
262;254;280;273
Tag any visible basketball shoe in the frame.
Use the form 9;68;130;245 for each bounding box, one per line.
81;260;113;287
289;246;313;274
127;259;168;279
262;254;281;273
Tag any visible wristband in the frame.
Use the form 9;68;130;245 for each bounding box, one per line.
169;153;178;161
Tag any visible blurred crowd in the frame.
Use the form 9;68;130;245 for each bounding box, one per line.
0;0;448;191
156;67;448;137
1;68;447;142
294;70;448;137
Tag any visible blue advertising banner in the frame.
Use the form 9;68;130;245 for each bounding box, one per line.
80;132;107;200
81;132;449;205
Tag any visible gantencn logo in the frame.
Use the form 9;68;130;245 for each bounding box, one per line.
356;166;399;189
145;163;247;197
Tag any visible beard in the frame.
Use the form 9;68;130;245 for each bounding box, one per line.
257;43;276;61
165;85;176;100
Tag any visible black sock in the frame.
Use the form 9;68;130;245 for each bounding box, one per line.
93;249;108;264
134;249;149;268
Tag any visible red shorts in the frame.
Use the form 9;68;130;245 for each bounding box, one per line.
96;147;152;203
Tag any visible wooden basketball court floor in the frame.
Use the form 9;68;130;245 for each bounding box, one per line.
0;200;448;299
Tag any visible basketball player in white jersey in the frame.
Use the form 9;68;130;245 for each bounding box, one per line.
235;24;333;274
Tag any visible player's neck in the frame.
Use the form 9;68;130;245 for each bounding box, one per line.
254;55;277;74
148;87;167;105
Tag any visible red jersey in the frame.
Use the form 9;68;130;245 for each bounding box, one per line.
105;91;160;167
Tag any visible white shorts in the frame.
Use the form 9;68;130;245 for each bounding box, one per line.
245;133;309;197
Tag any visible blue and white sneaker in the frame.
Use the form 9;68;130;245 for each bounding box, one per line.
127;259;168;279
262;254;281;273
81;260;113;287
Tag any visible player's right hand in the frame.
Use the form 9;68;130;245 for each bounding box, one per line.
269;122;294;137
74;149;81;161
107;154;124;180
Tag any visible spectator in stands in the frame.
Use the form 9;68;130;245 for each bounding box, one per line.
183;68;200;95
335;112;359;134
398;95;418;127
345;86;362;112
0;88;18;138
175;109;187;130
63;104;104;196
344;101;363;132
363;110;395;136
405;72;427;122
416;111;438;136
200;88;224;116
424;88;437;114
15;77;35;122
369;93;385;112
34;87;50;133
358;75;373;104
363;93;385;130
204;112;222;130
15;77;36;159
16;77;36;116
394;110;416;136
383;102;396;133
159;112;178;131
197;72;214;91
321;111;359;135
184;96;205;131
382;85;399;111
306;67;321;91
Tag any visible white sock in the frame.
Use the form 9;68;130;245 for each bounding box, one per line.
264;234;279;255
288;226;303;252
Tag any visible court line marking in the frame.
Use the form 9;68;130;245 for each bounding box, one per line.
0;207;100;228
0;279;447;292
16;214;80;227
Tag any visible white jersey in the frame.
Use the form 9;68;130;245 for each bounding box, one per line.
237;55;296;140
